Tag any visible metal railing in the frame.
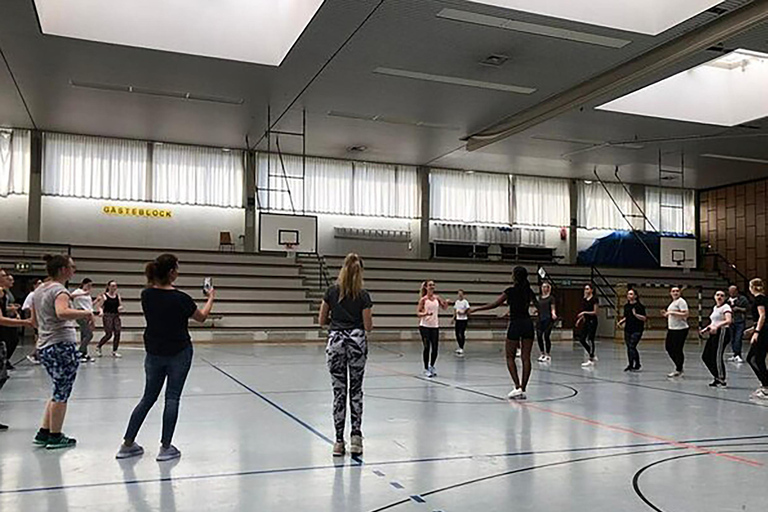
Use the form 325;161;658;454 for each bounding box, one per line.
590;266;618;310
316;253;332;291
700;244;749;292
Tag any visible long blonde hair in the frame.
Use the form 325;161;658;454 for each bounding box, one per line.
338;253;364;299
750;278;765;294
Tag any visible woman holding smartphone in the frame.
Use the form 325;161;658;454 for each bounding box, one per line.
116;254;214;462
700;290;732;388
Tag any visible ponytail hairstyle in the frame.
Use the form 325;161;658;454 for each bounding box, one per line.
513;266;534;302
750;277;765;295
105;280;117;292
420;281;428;298
337;253;363;300
42;254;72;278
145;253;179;287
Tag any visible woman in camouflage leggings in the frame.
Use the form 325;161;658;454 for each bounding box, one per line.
319;254;373;457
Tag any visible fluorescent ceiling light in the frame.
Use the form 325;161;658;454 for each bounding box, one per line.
437;9;631;49
327;111;461;131
597;49;768;127
33;0;325;66
373;67;536;94
701;154;768;165
465;0;722;35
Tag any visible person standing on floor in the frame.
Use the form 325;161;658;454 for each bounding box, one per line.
417;281;448;378
469;266;537;400
31;255;94;449
96;280;123;358
22;279;43;365
453;290;470;357
618;289;647;372
318;253;373;457
662;286;689;379
116;254;215;462
700;290;732;388
727;285;749;364
746;278;768;400
576;284;599;368
536;282;557;363
0;273;21;369
0;269;34;431
71;278;97;363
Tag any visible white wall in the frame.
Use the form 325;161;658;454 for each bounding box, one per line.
315;214;420;259
0;195;28;241
41;196;244;251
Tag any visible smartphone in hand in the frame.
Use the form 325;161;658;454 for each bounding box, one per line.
203;277;213;295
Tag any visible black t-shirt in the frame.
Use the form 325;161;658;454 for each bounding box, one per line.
581;296;598;323
504;285;535;320
752;295;766;323
0;290;12;339
141;288;197;356
623;301;646;333
324;285;373;331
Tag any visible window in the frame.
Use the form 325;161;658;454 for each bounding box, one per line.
514;176;569;227
153;144;244;207
645;186;696;234
43;133;148;201
430;169;510;224
0;130;30;196
578;181;633;230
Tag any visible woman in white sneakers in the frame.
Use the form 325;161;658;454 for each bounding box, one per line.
536;282;557;363
746;278;768;400
700;290;732;388
662;286;689;378
417;281;448;378
453;289;470;356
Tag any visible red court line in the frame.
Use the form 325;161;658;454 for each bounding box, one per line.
370;363;763;468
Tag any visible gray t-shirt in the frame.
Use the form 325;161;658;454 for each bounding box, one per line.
33;282;77;350
537;295;554;321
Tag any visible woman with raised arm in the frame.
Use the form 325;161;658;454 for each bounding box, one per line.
700;290;732;388
576;284;599;368
662;286;689;379
417;280;448;378
31;255;94;449
318;253;373;457
536;282;557;363
746;278;768;400
116;254;215;462
96;280;124;358
469;266;537;400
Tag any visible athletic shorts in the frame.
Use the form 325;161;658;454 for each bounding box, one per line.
507;318;535;341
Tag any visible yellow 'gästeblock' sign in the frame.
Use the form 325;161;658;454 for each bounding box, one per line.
102;205;173;218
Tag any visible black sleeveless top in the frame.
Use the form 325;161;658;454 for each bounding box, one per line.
103;294;120;314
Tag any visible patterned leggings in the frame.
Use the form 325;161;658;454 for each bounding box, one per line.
326;329;367;442
39;342;80;402
98;313;121;352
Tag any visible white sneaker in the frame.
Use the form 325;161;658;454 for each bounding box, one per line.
667;371;684;379
423;369;431;377
455;348;464;356
26;355;40;365
733;355;744;364
96;347;102;357
754;389;768;400
545;355;552;362
112;352;122;358
727;355;736;362
537;354;546;362
581;360;595;368
508;388;524;399
429;366;437;377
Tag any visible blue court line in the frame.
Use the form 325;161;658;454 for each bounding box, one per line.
390;482;404;489
410;495;426;503
202;358;334;445
2;435;765;496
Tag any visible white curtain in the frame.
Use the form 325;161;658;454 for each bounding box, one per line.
514;176;569;227
645;186;696;234
354;162;419;218
0;130;30;196
257;152;420;218
153;144;243;207
43;133;147;200
430;169;510;224
578;181;633;230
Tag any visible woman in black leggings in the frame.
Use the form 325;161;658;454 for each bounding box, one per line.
577;284;599;368
536;282;556;363
662;286;689;378
747;278;768;400
700;290;732;388
470;267;537;400
417;281;447;378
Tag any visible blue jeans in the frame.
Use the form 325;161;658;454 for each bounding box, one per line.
730;321;745;357
124;345;193;446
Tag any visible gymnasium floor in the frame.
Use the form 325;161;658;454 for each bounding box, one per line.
1;340;766;512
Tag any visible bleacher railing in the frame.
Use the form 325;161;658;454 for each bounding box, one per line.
700;244;749;293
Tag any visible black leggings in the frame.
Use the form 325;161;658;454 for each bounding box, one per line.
665;328;689;372
578;319;598;359
702;328;729;382
537;319;553;354
454;320;468;350
747;332;768;387
420;327;439;369
625;331;642;369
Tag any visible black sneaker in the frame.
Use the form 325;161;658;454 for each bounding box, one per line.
33;431;49;446
46;434;77;450
0;423;8;431
630;366;642;373
6;361;15;371
624;366;632;372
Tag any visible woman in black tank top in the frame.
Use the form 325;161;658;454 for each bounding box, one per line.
97;280;124;357
469;267;536;400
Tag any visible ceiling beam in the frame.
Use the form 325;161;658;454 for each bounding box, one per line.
465;0;768;152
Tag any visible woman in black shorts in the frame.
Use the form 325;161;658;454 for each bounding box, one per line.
470;266;536;400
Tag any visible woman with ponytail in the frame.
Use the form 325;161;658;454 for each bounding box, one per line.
319;253;373;457
116;253;214;462
417;280;448;378
469;266;537;400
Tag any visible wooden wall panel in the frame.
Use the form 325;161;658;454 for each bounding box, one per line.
699;178;768;282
